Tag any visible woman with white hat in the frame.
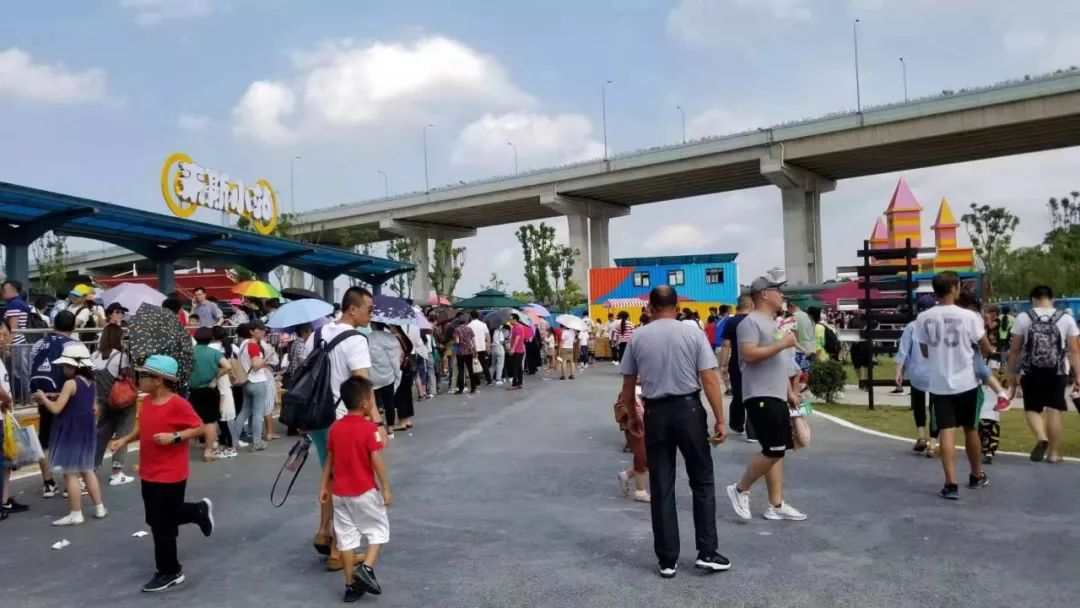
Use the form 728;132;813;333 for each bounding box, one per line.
33;342;107;525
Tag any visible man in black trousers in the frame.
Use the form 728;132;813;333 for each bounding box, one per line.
620;285;731;579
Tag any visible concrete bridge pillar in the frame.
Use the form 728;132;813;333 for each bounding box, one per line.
379;218;475;302
409;236;430;303
540;192;630;292
566;214;590;289
761;158;835;285
320;277;336;304
589;217;610;268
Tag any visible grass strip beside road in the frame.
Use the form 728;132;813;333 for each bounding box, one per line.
816;403;1080;458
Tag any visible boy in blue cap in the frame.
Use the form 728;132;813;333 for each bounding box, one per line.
110;354;214;593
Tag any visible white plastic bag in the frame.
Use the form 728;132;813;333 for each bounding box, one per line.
14;420;45;467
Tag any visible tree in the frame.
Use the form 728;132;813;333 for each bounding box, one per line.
960;203;1019;299
385;238;415;298
561;280;586;309
336;226;383;286
548;245;579;310
511;290;534;303
482;272;508;292
31;231;68;296
515;223;557;304
430;239;466;303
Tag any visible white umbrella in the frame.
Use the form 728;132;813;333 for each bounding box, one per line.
100;282;166;312
556;314;587;332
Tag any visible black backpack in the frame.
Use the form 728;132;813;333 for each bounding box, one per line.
821;323;842;360
279;327;362;432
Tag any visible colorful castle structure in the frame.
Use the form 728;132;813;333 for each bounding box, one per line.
866;178;974;271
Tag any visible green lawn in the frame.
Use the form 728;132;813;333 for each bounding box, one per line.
839;356;897;386
816;403;1080;458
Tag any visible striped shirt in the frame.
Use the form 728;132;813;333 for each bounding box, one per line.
4;296;30;344
613;321;636;343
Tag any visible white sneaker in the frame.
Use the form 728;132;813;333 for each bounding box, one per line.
763;501;807;521
726;484;751;520
93;504;108;519
109;472;134;486
237;440;250;448
52;512;84;526
617;471;631;496
612;361;620;366
632;490;651;503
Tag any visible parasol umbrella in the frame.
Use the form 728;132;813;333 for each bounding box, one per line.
281;287;324;302
452;288;527;310
523;310;544;327
371;294;414;325
510;309;534;326
266;298;333;329
556;314;587;332
525;303;551;317
232;280;281;300
427;294;452;306
483;309;514;331
100;282;166;312
128;302;194;390
412;306;432;330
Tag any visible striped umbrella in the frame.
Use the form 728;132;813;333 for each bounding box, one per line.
232;280;281;300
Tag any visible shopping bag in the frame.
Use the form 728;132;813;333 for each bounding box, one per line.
14;423;44;467
471;357;483;375
2;413;17;460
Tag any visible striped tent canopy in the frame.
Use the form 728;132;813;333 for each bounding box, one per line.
604;298;647;308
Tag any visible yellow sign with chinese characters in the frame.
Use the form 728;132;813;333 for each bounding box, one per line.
160;152;278;235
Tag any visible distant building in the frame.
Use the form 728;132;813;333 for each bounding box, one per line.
588;253;739;321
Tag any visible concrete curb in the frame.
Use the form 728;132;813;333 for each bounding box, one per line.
814;410;1079;463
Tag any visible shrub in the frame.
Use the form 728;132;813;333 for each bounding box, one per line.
808;359;846;403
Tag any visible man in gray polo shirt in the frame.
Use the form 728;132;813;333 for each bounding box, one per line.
725;276;807;522
620;285;730;579
191;287;223;327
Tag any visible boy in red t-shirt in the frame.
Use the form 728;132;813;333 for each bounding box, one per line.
320;376;392;603
110;355;214;593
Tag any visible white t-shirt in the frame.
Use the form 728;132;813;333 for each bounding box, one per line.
91;350;126;378
467;319;489;352
75;304;105;328
304;322;371;419
578;329;589;346
0;356;9;395
1011;307;1080;346
239;339;271;384
560;329;577;349
914;305;986;395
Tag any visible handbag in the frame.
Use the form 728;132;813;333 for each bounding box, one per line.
229;355;250;386
270;436;311;507
107;351;138;410
471;356;483;375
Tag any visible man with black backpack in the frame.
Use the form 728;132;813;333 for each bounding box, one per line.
1006;285;1080;463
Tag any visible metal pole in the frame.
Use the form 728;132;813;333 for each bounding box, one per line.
377;170;388;197
676;105;686;143
900;57;908;102
423;124;433;193
853;19;862;113
289;155;300;215
602;80;612;161
507;141;518;174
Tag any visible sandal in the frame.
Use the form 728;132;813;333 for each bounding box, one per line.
913;439;928;453
313;533;332;556
925;446;938;458
202;450;218;462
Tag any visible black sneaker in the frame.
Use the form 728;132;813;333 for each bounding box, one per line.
569;375;575;380
694;552;732;573
141;571;185;592
197;498;214;537
42;480;57;498
939;484;959;500
982;453;993;465
559;376;565;380
1;499;29;514
353;565;382;595
343;583;364;603
968;472;990;489
657;563;677;579
453;390;463;395
1030;440;1049;462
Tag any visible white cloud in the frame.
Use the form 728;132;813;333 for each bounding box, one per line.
643;223;715;253
668;0;812;46
232;36;531;144
177;113;210;131
452;112;604;169
687;108;765;139
1002;26;1080;71
0;48;107;104
120;0;223;27
231;80;296;144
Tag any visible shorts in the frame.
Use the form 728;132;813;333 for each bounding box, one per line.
37;406;53;450
744;397;793;458
932;387;979;430
1020;370;1067;413
333;489;390;552
559;348;574;361
850;342;872;370
309;427;329;467
189;387;221;424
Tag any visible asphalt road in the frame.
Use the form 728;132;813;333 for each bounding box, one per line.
2;364;1079;607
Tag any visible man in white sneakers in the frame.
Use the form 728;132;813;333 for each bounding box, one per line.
726;276;807;523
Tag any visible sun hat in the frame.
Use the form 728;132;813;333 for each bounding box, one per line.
229;298;243;306
52;343;92;368
137;354;179;381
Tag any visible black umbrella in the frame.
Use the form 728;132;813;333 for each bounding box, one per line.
128;302;194;390
281;287;325;302
483;309;513;331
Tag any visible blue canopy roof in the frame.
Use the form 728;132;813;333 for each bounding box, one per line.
0;182;411;284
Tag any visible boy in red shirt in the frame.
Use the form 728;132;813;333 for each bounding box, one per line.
320;376;392;603
110;355;214;593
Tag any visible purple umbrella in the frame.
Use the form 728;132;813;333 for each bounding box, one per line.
372;294;413;324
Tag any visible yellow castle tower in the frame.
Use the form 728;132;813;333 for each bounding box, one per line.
930;198;974;271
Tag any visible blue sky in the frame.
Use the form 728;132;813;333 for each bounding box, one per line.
3;0;1080;294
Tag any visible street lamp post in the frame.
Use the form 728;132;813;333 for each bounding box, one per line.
289;155;301;215
676;105;686;143
602;80;613;161
900;56;908;102
853;19;862;113
423;123;434;193
377;170;388;197
507;141;518;174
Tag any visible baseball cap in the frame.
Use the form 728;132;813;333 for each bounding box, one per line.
105;302;129;315
137;354;179;381
749;275;786;294
69;284;91;297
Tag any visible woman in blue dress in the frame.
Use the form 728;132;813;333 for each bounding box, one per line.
34;342;107;526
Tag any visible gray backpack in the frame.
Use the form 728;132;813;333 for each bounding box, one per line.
1022;309;1066;372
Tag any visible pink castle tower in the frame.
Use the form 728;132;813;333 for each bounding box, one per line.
884;177;923;249
869;217;889;249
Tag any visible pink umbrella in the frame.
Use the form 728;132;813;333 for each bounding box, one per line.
427;294;451;306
